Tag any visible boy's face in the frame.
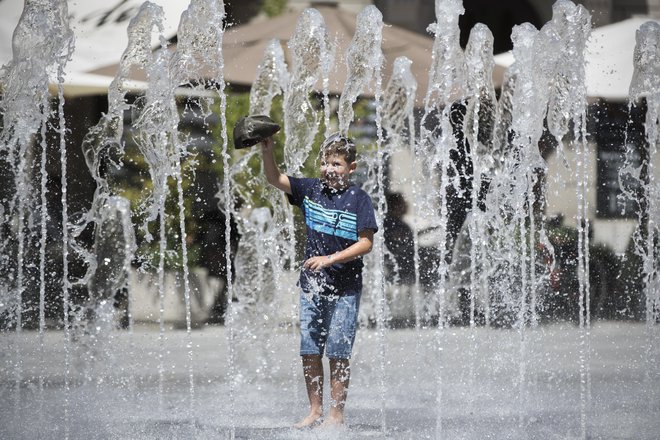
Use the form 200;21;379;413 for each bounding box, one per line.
320;152;356;191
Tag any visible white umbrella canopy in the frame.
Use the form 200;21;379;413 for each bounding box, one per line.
0;0;189;97
90;3;439;106
493;17;660;100
43;71;210;98
220;4;436;105
44;72;147;97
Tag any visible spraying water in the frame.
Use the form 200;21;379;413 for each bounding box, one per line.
0;0;74;434
69;4;162;380
336;5;387;430
232;39;288;317
337;6;384;135
228;37;294;403
279;7;333;285
463;21;497;408
543;5;593;436
172;0;228;424
231;38;288;307
284;8;333;176
250;39;289;117
628;20;660;405
417;1;467;436
381;56;418;326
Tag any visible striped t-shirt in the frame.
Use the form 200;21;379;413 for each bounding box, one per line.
287;177;378;292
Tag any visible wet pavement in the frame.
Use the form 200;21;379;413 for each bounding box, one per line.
1;321;659;439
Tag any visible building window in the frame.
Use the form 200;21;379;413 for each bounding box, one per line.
596;144;642;218
590;100;646;219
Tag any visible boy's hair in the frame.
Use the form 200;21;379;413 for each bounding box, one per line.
319;132;356;163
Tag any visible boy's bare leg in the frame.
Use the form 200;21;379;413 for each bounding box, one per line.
294;354;324;428
321;358;350;426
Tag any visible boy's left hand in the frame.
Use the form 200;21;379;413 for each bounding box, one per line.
303;255;333;271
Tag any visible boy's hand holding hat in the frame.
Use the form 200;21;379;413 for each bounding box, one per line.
233;115;281;149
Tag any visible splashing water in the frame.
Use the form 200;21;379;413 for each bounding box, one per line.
416;0;467;268
381;57;419;326
275;15;335;393
415;1;468;436
546;1;592;145
72;196;136;391
461;22;498;411
228;38;295;404
230;38;287;216
464;24;497;170
381;57;417;146
178;0;228;410
461;23;497;326
0;0;74;324
424;0;467;111
88;197;136;324
283;8;332;176
250;39;289;116
628;20;660;404
337;6;384;135
71;1;165;301
0;0;74;433
228;38;287;295
338;5;387;430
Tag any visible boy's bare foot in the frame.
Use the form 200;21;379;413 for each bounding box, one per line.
318;414;344;428
293;410;323;429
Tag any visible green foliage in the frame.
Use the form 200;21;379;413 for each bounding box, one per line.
113;138;197;271
112;89;381;271
219;90;287;211
262;0;287;17
113;89;293;270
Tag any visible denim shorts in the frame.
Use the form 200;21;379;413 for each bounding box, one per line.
299;289;361;359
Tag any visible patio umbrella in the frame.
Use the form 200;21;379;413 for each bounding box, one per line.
91;3;438;106
0;0;189;97
224;3;436;105
43;71;215;99
492;17;660;100
44;72;147;98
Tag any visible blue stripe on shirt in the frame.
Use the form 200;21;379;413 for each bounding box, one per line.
303;197;357;241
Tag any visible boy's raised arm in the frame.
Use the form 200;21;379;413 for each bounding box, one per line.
261;136;292;194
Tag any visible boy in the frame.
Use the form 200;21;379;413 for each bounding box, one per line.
261;132;378;428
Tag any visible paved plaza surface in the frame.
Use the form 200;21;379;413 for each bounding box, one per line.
1;321;659;439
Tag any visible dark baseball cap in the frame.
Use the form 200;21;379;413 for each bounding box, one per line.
233;115;281;149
